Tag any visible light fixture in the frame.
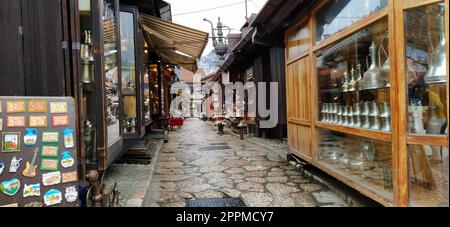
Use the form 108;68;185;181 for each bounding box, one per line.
204;17;230;60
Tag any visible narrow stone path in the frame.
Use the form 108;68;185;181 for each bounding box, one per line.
145;119;348;207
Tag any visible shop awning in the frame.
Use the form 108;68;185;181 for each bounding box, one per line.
140;14;209;72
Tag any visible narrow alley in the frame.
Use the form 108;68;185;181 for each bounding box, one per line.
144;119;348;207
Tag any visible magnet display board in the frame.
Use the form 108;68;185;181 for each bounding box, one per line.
0;97;79;207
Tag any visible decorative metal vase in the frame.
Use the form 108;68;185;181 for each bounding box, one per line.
362;114;371;129
354;114;362;128
342;72;349;92
354;102;362;116
361;102;370;116
382;117;391;132
371;116;382;131
363;42;386;90
348;66;356;92
369;101;380;117
426;103;446;135
355;64;364;91
348;106;354;127
424;8;447;84
380;102;391;118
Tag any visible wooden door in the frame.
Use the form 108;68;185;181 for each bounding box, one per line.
0;0;25;96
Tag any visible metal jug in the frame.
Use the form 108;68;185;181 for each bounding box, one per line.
354;102;362;116
363;42;386;90
355;64;364;91
342;72;349;92
354;114;362;128
379;32;390;87
348;106;354;127
424;7;447;84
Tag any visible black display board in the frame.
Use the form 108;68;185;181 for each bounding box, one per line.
0;97;79;207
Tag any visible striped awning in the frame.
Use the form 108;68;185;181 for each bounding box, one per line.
140;14;209;72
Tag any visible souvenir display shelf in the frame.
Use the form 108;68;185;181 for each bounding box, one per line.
285;0;449;206
0;97;79;207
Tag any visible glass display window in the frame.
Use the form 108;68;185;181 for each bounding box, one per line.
316;0;388;44
317;18;391;133
404;3;448;136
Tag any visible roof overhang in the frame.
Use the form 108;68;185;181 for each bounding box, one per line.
141;14;209;72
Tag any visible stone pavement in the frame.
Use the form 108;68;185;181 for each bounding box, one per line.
144;118;348;207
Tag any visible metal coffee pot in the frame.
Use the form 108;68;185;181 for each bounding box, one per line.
363;42;386;90
424;8;447;84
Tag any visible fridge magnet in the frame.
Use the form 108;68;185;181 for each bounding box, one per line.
0;162;4;175
50;102;68;114
28;100;47;113
0;178;21;196
29;115;48;128
9;156;22;173
61;151;75;168
22;148;39;178
65;186;78;203
42;171;61;186
24;202;43;207
2;132;21;152
42;132;59;143
62;171;78;183
6;101;25;113
44;189;62;206
0;203;19;207
6;115;26;128
23;183;41;197
41;146;59;158
24;128;38;146
63;129;75;148
52;115;70;127
40;158;59;171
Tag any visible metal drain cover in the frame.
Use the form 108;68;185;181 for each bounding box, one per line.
186;198;246;207
199;146;232;151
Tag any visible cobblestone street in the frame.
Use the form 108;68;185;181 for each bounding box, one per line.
145;119;348;207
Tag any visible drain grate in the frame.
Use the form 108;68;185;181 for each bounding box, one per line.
209;143;229;146
186;198;246;207
199;146;232;151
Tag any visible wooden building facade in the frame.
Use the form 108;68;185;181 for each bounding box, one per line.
283;0;449;207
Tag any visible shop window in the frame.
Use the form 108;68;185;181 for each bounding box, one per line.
316;0;388;44
287;25;310;60
318;129;393;201
120;11;138;133
404;3;448;136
